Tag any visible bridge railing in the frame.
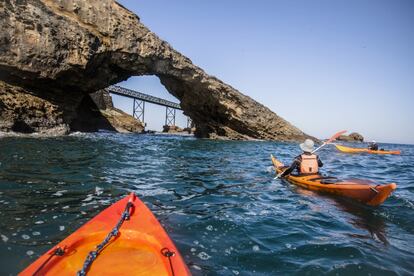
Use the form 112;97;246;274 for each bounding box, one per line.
108;85;181;109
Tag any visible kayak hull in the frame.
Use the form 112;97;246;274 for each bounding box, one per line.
335;144;401;155
271;155;396;206
20;193;190;276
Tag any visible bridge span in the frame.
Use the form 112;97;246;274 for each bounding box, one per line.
108;85;192;129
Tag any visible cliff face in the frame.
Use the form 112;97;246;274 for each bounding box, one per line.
0;0;312;141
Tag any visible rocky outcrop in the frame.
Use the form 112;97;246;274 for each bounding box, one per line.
85;89;144;133
98;108;144;133
0;0;312;141
183;127;196;134
162;125;187;134
337;132;364;142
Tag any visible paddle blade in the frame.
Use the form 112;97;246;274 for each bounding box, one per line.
312;130;347;154
326;130;347;144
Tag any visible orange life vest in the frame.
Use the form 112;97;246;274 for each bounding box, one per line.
300;154;319;174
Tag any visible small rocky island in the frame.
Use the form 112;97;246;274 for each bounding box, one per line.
336;132;364;142
0;0;313;141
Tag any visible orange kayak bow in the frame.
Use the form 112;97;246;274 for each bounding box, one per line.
271;155;396;206
20;193;190;276
335;144;401;155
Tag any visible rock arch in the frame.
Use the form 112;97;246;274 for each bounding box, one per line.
0;0;312;141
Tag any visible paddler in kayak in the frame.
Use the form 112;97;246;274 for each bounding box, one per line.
368;140;379;151
277;139;323;178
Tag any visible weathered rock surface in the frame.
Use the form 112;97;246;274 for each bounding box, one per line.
89;89;114;110
163;125;185;134
0;0;313;141
337;132;364;142
0;80;70;135
98;108;144;133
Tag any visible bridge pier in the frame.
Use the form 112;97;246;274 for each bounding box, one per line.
133;99;145;124
165;107;176;126
187;117;193;129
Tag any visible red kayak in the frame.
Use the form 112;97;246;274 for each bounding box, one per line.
20;193;191;275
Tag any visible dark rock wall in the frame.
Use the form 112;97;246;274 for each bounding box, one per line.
0;80;72;135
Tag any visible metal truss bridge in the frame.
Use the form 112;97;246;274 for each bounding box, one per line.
107;85;192;128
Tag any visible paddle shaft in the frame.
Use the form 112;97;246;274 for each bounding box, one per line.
312;143;328;154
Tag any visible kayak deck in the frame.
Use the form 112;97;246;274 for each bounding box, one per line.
35;232;172;275
271;155;396;206
335;144;401;155
20;193;190;276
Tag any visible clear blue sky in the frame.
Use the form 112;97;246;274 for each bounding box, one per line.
114;0;414;144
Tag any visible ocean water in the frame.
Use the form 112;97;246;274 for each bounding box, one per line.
0;133;413;275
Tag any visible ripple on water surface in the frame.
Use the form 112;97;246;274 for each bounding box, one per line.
0;133;413;275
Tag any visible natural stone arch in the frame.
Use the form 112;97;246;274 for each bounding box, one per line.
0;0;313;141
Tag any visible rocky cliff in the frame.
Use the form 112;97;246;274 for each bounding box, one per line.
0;0;312;141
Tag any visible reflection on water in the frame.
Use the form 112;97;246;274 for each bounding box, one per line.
291;184;389;245
0;133;413;275
333;198;388;245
